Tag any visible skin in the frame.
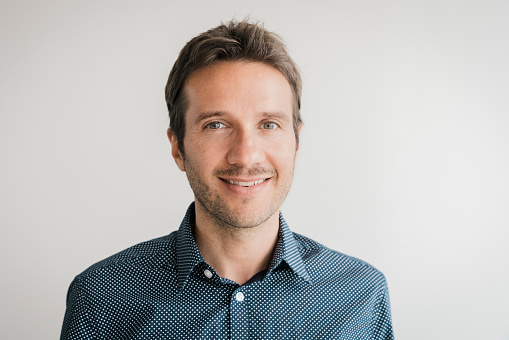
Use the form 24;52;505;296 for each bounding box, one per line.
167;61;301;285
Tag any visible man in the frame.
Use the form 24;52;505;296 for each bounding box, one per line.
61;20;394;339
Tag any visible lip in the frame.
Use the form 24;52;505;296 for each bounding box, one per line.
219;176;272;195
220;177;269;186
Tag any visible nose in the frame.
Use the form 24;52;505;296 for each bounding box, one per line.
226;128;265;167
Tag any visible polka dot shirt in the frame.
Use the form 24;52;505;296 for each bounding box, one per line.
61;203;394;339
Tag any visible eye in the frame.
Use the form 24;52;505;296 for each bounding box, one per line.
205;122;226;130
261;121;278;130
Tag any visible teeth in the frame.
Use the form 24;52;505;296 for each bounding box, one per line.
226;179;266;187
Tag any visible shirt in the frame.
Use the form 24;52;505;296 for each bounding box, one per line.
61;203;394;339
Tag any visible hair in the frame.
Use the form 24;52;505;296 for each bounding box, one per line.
165;19;302;155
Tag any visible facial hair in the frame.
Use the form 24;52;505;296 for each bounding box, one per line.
183;158;294;230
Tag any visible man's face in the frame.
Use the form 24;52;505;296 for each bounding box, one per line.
169;61;300;228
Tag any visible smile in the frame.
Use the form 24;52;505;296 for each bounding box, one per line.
221;178;268;187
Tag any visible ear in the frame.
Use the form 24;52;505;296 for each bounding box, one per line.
167;128;185;171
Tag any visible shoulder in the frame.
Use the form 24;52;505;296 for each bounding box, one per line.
293;232;388;288
75;232;178;282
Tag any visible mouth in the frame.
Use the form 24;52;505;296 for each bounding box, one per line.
220;178;269;187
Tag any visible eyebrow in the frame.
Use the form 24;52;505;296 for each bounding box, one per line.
194;111;224;124
261;111;291;121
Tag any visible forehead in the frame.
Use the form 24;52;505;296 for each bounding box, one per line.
184;61;293;117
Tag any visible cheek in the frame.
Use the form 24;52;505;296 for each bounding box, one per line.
190;141;227;169
266;145;297;169
267;134;297;153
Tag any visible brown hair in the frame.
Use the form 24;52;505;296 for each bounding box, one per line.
165;19;302;155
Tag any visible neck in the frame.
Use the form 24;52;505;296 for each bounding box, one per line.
193;201;280;285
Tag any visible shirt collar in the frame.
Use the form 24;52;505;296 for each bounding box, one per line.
176;202;311;291
269;211;311;282
176;203;205;291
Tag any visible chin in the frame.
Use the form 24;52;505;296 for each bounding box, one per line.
209;201;278;229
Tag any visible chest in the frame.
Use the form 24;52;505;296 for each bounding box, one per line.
92;276;377;340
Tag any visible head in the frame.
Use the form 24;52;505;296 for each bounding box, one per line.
165;19;302;157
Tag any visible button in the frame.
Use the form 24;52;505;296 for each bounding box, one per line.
204;269;212;279
235;292;244;302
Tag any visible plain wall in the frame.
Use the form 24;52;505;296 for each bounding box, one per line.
1;0;508;339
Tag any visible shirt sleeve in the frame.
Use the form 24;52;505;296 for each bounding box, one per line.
60;277;96;340
372;277;395;340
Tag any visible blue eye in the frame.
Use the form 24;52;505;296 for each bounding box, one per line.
206;122;225;129
262;121;278;130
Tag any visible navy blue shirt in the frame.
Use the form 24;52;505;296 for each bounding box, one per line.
61;203;394;339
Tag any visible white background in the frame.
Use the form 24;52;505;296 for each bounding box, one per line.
1;0;508;339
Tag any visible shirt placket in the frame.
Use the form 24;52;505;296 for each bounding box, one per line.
229;286;249;340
